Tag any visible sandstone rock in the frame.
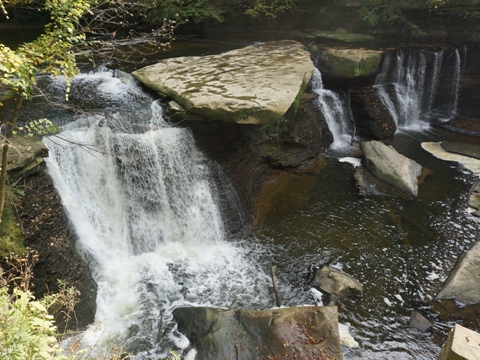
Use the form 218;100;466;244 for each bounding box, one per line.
422;142;480;177
315;48;383;78
133;41;314;124
361;140;423;197
435;240;480;306
438;324;480;360
468;182;480;217
311;266;363;305
173;306;343;360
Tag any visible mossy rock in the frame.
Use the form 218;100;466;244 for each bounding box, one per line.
318;48;383;79
307;29;374;43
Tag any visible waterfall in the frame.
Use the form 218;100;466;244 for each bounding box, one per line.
43;69;271;358
311;68;353;149
374;47;465;131
449;48;462;117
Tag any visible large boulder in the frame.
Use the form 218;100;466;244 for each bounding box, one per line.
314;47;383;78
361;140;424;197
435;240;480;305
132;41;315;124
173;306;343;359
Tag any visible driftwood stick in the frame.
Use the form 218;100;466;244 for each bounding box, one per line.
270;264;282;307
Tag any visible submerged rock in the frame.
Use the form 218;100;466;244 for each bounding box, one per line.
311;266;363;305
361;141;424;197
133;41;314;124
173;306;343;360
409;310;433;332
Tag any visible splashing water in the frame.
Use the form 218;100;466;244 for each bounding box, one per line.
311;68;354;149
374;47;465;131
44;69;272;358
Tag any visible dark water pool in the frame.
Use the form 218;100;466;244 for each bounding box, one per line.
251;129;479;359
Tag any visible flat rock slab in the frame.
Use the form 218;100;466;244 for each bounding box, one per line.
173;306;342;359
133;41;314;124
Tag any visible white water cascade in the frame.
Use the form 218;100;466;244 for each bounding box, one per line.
43;69;272;358
311;68;354;150
374;47;465;131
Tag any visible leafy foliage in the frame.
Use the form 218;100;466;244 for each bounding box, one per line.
141;0;224;25
0;249;80;359
357;0;449;37
245;0;296;18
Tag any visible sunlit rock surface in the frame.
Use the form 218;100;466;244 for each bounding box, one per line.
133;41;314;124
438;324;480;360
435;239;480;306
361;140;423;197
173;306;342;359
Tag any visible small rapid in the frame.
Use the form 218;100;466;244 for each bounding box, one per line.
43;69;272;358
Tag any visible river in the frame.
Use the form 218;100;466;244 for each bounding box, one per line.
3;36;480;359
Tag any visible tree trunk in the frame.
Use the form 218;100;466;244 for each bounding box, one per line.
0;96;23;222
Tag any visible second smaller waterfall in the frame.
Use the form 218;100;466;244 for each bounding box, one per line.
312;68;354;150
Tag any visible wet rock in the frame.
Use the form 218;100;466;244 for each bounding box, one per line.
409;310;433;332
432;118;480;137
315;47;383;79
190;91;328;234
438;324;480;360
422;142;480;177
350;87;396;141
173;306;343;360
311;266;363;305
16;165;97;330
468;182;480;217
435;240;480;306
133;41;314;124
441;141;480;160
361;140;423;197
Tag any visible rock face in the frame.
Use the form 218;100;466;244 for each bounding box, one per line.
16;166;97;330
173;306;343;360
350;87;396;140
361;141;423;197
311;266;363;305
438;324;480;360
133;41;314;124
315;48;383;78
5;136;49;184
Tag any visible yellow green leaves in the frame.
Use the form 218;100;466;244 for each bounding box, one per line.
0;0;97;102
